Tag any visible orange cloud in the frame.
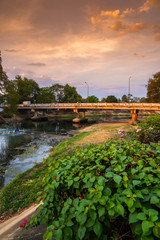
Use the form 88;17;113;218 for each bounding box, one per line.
139;0;160;12
133;52;145;57
123;8;135;15
110;21;147;34
153;33;160;40
90;9;125;26
100;9;124;18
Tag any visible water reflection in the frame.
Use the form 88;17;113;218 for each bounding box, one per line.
0;119;83;189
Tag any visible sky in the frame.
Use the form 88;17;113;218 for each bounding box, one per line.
0;0;160;100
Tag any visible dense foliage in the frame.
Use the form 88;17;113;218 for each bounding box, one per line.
23;140;160;240
118;115;160;144
146;72;160;103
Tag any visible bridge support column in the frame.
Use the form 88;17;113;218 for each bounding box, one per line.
131;109;138;122
82;112;85;118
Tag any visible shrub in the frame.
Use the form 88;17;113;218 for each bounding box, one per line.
117;115;160;144
24;140;160;240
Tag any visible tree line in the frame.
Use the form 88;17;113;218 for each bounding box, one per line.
0;53;160;117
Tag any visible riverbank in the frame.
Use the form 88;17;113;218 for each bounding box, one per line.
0;121;133;219
0;117;159;240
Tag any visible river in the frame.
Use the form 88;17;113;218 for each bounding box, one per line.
0;116;131;189
0;119;83;189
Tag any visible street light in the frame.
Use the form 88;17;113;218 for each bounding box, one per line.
85;81;89;98
128;76;131;102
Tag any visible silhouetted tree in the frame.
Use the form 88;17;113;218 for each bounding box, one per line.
105;95;118;103
121;94;128;102
86;95;99;103
146;72;160;102
14;75;40;103
62;84;82;103
36;87;55;103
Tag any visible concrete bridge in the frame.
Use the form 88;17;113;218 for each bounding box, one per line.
0;102;160;121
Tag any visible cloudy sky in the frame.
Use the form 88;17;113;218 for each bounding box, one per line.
0;0;160;99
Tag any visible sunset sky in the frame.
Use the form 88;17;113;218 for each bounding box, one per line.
0;0;160;99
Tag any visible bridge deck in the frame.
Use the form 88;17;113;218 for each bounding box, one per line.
0;103;160;110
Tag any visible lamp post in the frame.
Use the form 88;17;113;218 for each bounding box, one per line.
128;76;131;102
85;81;89;98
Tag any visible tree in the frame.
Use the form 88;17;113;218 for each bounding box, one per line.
50;84;65;103
140;97;147;103
5;80;19;113
62;84;82;103
14;75;40;103
105;95;118;103
0;51;9;95
146;72;160;102
36;87;55;103
121;94;128;102
86;95;99;103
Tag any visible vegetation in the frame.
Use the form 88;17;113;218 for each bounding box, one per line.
146;72;160;103
25;140;159;240
85;95;99;103
0;115;159;239
117;115;160;144
104;95;118;103
14;75;40;103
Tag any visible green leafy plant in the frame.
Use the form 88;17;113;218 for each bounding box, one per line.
117;115;160;144
24;140;160;240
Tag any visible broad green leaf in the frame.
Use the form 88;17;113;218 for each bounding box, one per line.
93;220;103;237
150;196;159;204
133;180;141;186
53;229;62;240
103;187;111;196
78;226;86;240
76;213;87;225
113;175;122;185
125;198;134;208
123;175;128;181
148;209;159;222
99;197;106;206
117;204;125;217
105;172;114;178
98;206;105;217
48;225;55;231
86;218;95;227
68;180;73;187
90;177;96;183
129;212;138;224
142;221;154;236
98;177;105;186
46;231;53;240
74;177;80;182
137;212;147;221
90;210;97;220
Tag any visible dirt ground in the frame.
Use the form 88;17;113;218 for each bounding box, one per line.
75;121;134;145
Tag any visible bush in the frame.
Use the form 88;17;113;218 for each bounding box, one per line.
117;115;160;144
23;140;160;240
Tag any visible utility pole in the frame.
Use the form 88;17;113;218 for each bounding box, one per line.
85;81;89;98
128;76;131;102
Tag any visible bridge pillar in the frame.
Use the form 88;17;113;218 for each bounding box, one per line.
131;109;138;122
82;112;85;118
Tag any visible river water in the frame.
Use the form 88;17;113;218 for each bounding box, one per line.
0;116;131;189
0;119;84;189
